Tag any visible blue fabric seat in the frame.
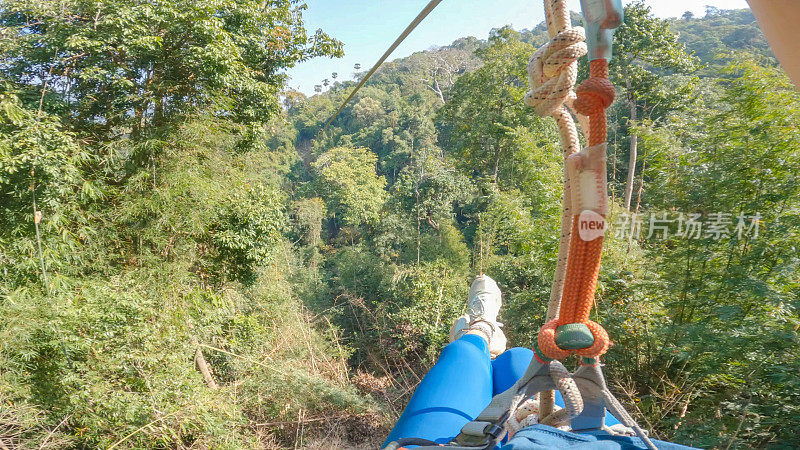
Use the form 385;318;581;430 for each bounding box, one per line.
502;425;699;449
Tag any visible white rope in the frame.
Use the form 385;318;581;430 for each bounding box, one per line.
524;0;587;423
506;361;584;436
525;0;588;323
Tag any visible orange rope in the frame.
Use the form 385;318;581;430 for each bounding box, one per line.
575;60;615;147
558;220;604;325
538;59;615;360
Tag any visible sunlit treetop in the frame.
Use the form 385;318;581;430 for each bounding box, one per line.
0;0;343;138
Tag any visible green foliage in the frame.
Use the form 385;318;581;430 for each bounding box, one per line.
611;1;698;117
292;197;327;247
0;88;95;284
312;146;387;227
1;266;370;448
633;60;800;447
2;3;797;448
614;2;697;81
669;8;772;67
209;184;287;285
438;27;544;182
0;0;377;447
393;148;472;233
0;0;343;135
388;264;471;361
606;1;699;205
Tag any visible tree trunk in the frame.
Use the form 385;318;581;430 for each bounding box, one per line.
432;77;445;105
492;143;501;182
194;347;217;388
623;79;638;211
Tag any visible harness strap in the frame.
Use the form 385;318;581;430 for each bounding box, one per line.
385;357;658;449
602;390;658;450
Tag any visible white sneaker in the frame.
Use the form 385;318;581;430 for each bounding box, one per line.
449;275;507;357
468;275;502;323
449;314;471;343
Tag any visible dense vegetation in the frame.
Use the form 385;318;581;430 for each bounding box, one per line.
1;2;798;449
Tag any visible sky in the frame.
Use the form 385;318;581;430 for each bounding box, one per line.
286;0;751;95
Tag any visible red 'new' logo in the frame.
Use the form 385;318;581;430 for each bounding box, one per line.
578;210;606;241
580;220;605;230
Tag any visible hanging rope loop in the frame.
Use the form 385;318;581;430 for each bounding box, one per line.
531;9;618;363
538;318;611;360
537;61;616;361
506;361;584;436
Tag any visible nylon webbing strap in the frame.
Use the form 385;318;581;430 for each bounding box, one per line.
451;358;590;447
474;358;547;423
438;356;658;450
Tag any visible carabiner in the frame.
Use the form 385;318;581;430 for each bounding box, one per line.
579;0;624;61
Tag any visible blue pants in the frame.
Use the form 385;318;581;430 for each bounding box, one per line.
383;334;621;447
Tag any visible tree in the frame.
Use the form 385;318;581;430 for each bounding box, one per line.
668;9;772;65
292;197;326;247
611;1;697;210
637;61;800;447
393;148;471;263
0;0;343;141
438;27;542;182
351;97;384;128
407;48;479;104
0;88;92;284
209;185;287;285
312;146;387;227
705;6;721;17
283;89;307;111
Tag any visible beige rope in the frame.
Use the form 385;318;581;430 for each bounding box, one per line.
506;361;584;436
525;0;587;421
525;0;588;323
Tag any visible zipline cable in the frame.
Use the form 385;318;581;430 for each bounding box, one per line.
316;0;444;138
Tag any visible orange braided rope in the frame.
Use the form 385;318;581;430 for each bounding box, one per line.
539;59;615;360
575;60;614;147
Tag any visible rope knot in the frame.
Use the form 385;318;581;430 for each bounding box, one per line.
507;361;584;437
525;27;587;117
574;77;615;116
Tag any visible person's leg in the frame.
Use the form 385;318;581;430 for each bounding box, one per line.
491;347;534;396
382;333;493;447
383;275;507;447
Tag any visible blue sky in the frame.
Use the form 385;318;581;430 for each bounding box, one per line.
287;0;750;95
